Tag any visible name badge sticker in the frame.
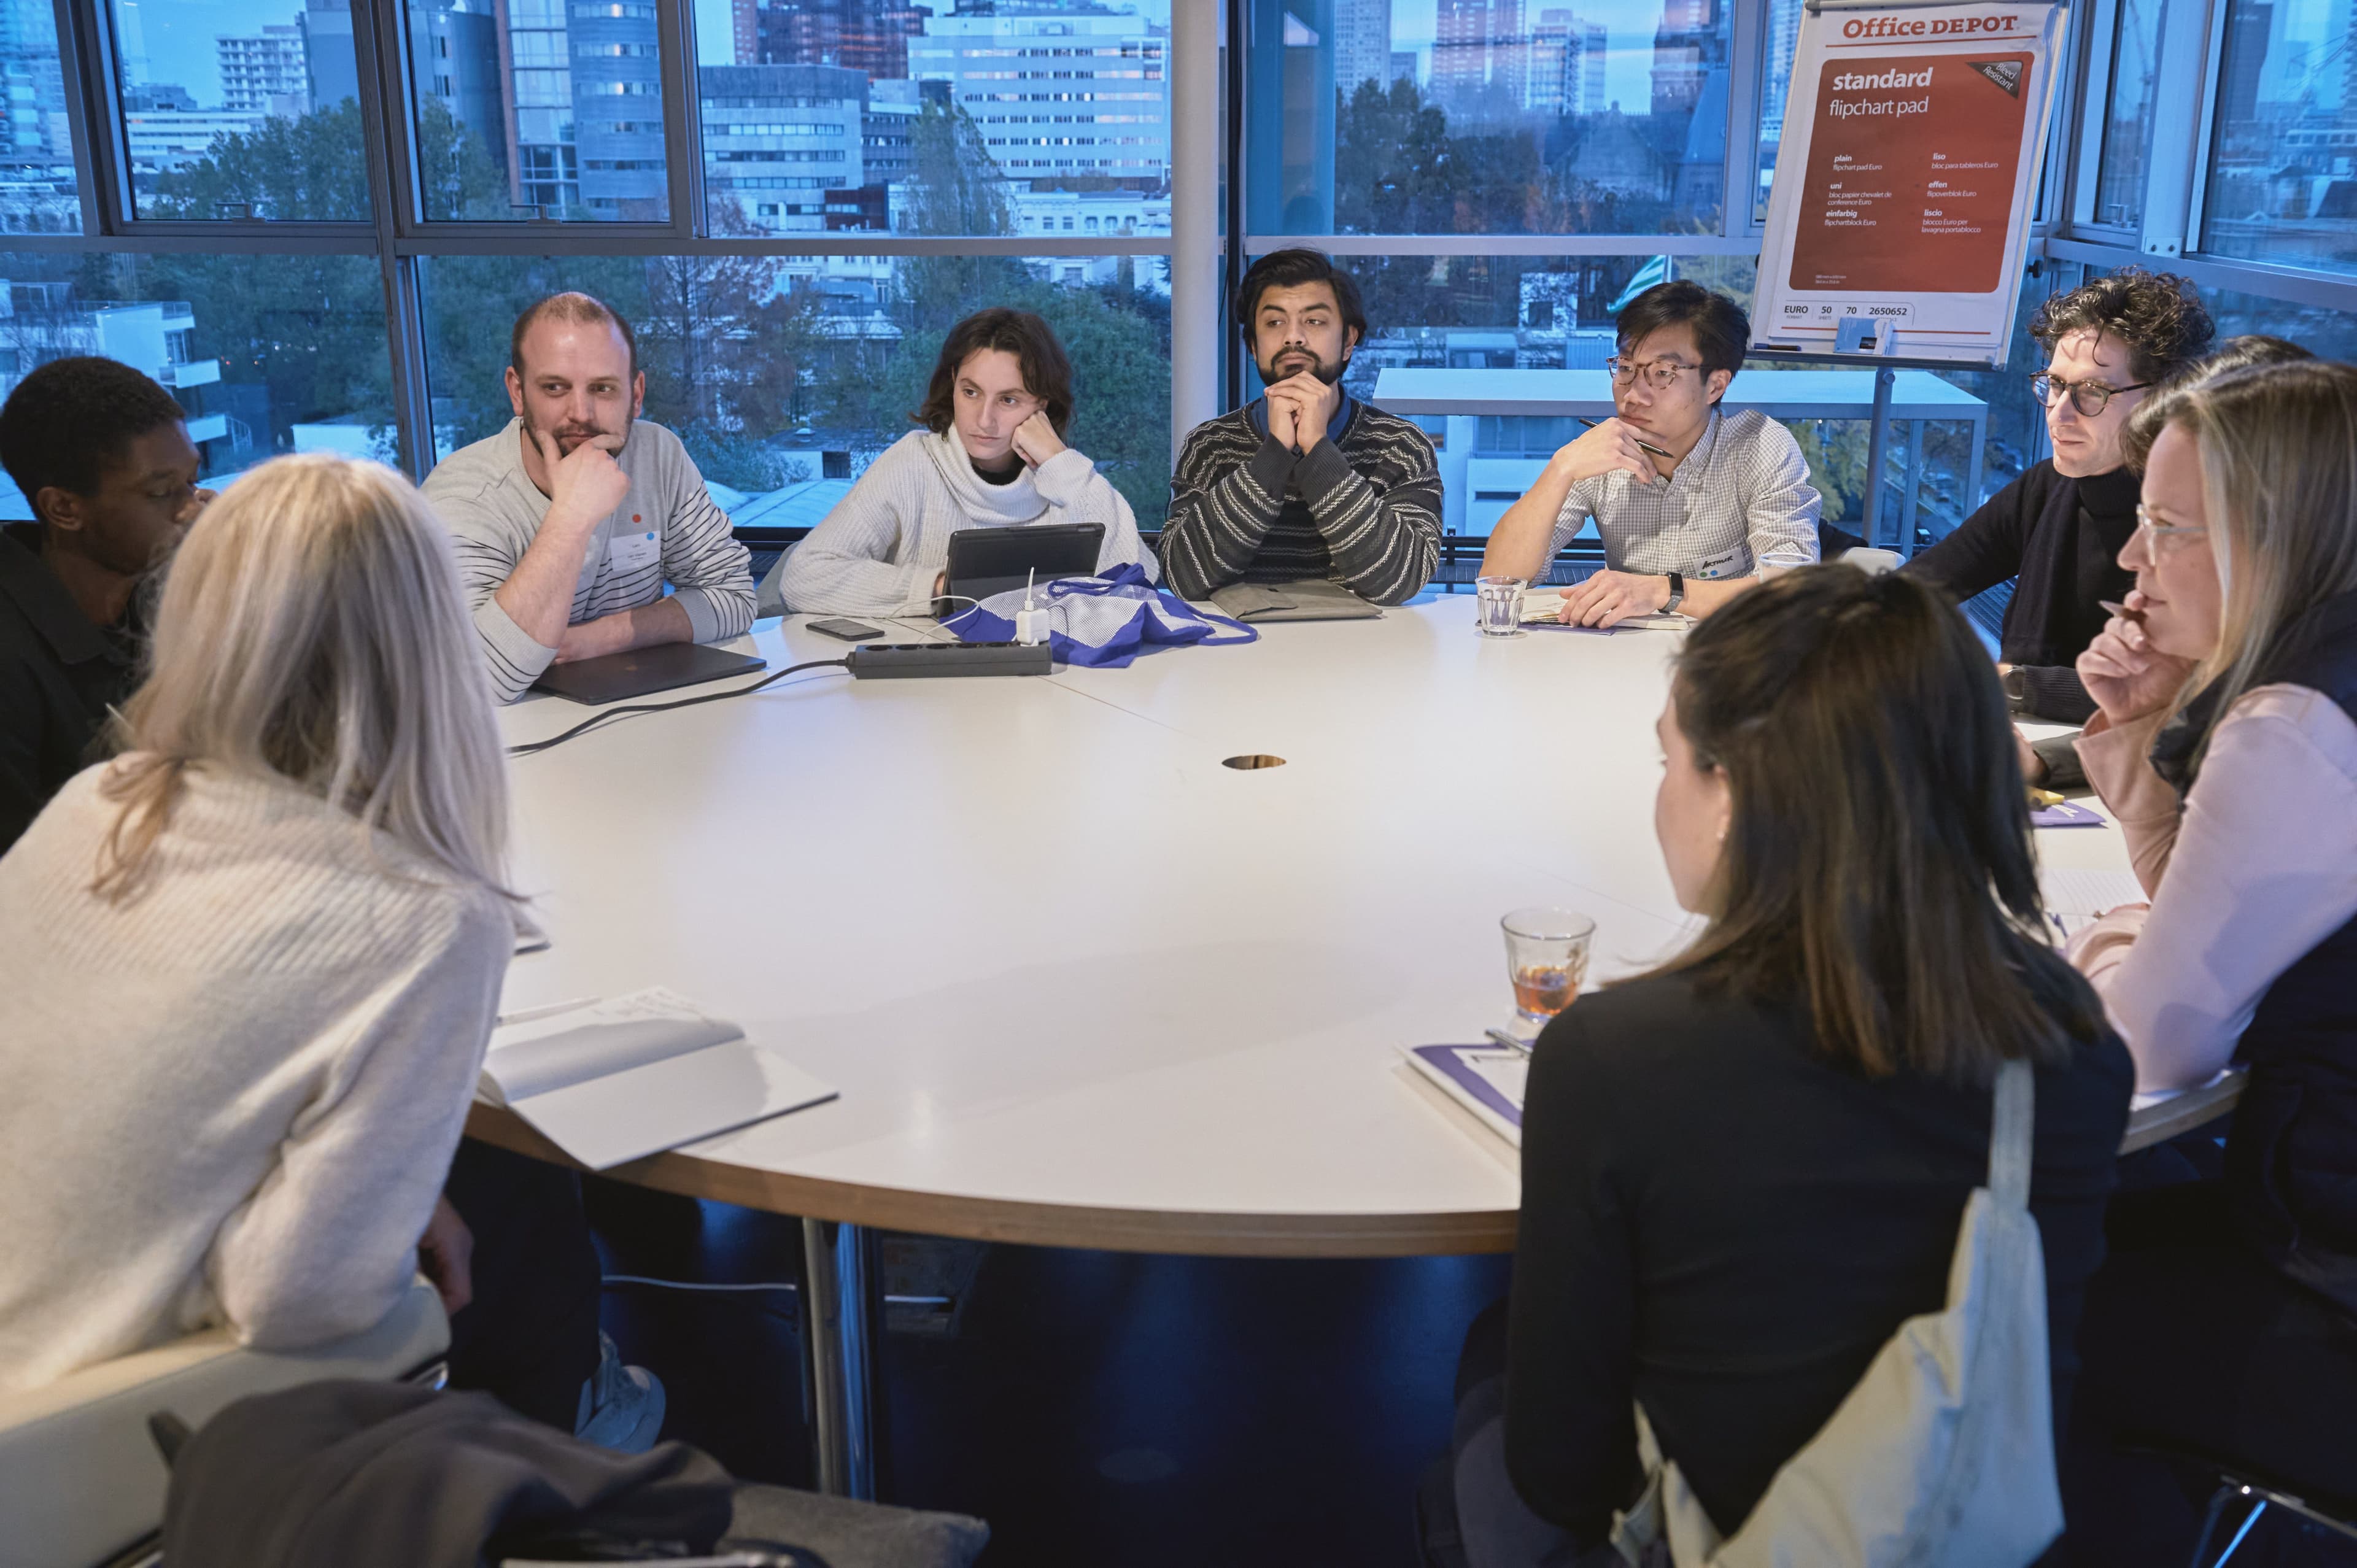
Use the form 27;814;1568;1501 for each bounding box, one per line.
607;528;661;574
1697;545;1746;581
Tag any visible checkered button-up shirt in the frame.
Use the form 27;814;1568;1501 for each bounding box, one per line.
1544;408;1822;581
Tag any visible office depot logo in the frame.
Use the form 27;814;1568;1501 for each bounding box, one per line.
1842;12;2021;35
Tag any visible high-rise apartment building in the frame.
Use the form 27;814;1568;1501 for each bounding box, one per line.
301;0;360;109
505;0;576;210
910;2;1169;190
217;25;309;115
1334;0;1394;95
1651;0;1724;115
573;0;666;216
0;0;71;231
406;0;508;177
1433;0;1525;117
1527;9;1604;115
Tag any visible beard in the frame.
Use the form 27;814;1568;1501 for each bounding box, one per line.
525;406;629;459
1258;345;1344;387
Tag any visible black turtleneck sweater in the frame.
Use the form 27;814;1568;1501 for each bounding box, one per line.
1903;462;2142;724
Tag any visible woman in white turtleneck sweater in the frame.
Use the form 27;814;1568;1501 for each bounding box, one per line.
779;307;1155;619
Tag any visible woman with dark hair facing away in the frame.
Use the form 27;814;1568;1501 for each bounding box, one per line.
1905;270;2213;751
1439;567;2131;1566
780;307;1153;617
2061;360;2357;1559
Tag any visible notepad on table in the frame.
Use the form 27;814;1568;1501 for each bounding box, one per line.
2038;867;2148;942
1518;590;1689;630
1403;1043;1528;1148
481;987;836;1169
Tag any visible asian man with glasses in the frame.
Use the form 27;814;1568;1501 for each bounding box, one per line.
1904;271;2215;782
1480;281;1823;627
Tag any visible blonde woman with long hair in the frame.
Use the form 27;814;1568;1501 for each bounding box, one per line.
0;452;516;1394
2062;359;2357;1558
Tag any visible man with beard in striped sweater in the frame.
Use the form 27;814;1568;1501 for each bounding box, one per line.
424;292;755;704
1160;249;1441;605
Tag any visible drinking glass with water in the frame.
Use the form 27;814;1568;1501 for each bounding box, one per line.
1476;575;1525;637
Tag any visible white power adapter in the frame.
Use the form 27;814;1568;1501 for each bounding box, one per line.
1013;568;1051;646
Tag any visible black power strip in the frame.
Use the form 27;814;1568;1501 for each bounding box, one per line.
846;640;1053;679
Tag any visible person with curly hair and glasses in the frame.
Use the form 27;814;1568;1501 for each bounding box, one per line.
1905;270;2215;785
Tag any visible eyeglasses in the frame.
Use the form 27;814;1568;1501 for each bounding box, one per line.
2130;503;2208;557
2030;372;2150;417
1607;355;1698;390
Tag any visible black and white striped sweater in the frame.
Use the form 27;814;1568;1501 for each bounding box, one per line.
1159;399;1442;605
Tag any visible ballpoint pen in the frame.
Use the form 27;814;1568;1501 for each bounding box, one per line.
1577;416;1675;460
1485;1027;1533;1056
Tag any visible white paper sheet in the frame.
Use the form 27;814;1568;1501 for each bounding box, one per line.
2040;867;2146;917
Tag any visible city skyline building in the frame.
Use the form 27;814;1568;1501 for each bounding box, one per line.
1334;0;1395;94
737;0;926;79
701;62;864;233
1526;7;1605;115
909;2;1169;189
216;25;308;115
1432;0;1527;119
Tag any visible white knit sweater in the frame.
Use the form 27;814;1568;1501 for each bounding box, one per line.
0;762;511;1394
778;428;1156;618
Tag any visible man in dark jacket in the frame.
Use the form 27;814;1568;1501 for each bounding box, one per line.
1905;271;2213;782
0;357;211;854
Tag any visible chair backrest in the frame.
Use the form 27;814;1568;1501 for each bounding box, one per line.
1841;547;1906;576
756;543;797;619
0;1279;448;1568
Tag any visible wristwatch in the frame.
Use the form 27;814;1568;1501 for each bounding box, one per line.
1662;570;1686;614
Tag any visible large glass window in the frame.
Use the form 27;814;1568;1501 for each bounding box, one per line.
110;0;369;220
406;0;671;220
1253;0;1733;236
695;0;1170;239
2200;0;2357;274
1754;0;1801;224
420;252;1171;522
0;248;390;511
0;0;80;233
2091;0;2162;229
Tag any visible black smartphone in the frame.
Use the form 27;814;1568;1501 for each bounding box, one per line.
807;618;883;641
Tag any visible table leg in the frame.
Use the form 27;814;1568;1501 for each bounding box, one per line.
801;1218;877;1499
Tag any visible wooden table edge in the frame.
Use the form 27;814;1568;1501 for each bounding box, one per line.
465;1104;1520;1258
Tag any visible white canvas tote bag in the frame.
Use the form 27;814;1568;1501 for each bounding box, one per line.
1610;1058;2064;1568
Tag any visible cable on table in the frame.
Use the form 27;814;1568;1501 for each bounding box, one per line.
508;657;852;757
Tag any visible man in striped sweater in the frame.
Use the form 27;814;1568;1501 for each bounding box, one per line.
424;293;754;703
1161;250;1441;605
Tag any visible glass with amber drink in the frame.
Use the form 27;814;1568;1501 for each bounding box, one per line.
1501;906;1596;1025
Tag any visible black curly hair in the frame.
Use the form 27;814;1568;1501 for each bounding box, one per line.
2030;269;2216;387
0;356;187;514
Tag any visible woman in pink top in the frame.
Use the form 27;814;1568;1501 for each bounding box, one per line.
2062;360;2357;1559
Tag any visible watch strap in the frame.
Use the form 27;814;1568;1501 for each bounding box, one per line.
1663;570;1686;614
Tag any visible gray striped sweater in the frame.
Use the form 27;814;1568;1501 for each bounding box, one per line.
422;419;756;703
1159;398;1442;604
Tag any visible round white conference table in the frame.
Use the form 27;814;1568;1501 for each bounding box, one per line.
473;592;2140;1499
